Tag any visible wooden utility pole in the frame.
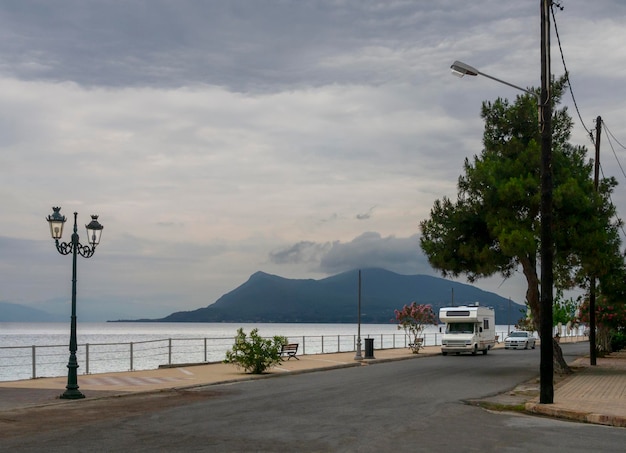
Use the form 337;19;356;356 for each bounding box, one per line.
539;0;554;404
589;116;602;366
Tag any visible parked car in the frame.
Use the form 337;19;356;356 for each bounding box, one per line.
504;331;536;350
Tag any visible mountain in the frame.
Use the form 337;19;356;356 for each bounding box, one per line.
0;301;65;322
140;268;522;324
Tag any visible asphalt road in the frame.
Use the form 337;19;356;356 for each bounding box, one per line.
1;343;624;452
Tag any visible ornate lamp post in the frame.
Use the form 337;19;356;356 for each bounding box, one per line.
46;207;103;399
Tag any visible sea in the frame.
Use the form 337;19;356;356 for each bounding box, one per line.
0;322;516;382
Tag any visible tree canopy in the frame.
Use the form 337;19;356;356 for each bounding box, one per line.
419;77;624;338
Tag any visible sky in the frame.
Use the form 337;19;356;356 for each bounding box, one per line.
2;0;626;321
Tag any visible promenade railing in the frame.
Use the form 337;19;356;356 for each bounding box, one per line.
0;331;585;382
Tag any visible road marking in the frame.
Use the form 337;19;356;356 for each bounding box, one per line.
82;375;189;386
308;358;350;364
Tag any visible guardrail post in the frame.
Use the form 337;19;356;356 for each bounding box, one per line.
130;342;134;370
31;345;36;379
302;336;305;355
86;343;90;374
204;338;208;362
321;336;324;353
168;338;172;365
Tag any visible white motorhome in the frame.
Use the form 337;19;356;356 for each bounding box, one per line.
439;304;496;356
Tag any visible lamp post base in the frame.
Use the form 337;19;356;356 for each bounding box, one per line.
62;356;84;400
354;339;363;361
60;388;85;399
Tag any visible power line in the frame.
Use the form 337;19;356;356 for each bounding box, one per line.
551;4;594;143
551;5;626;240
602;121;626;180
603;121;626;151
599;130;626;238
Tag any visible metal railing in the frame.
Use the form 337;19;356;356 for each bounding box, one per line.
0;330;585;382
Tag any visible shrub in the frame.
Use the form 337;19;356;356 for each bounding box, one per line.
394;302;437;353
224;328;287;374
611;329;626;352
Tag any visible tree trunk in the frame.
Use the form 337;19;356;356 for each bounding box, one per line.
596;325;613;357
552;337;572;374
520;256;541;328
520;256;571;374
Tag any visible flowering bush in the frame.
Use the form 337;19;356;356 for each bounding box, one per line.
394;302;437;353
224;328;288;374
579;297;626;355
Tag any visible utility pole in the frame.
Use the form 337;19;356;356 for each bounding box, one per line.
589;116;602;366
355;269;363;360
539;0;554;404
508;297;512;335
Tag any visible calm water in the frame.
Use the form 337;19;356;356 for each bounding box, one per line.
0;322;516;381
0;322;400;347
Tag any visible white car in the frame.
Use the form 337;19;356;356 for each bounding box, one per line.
504;331;536;350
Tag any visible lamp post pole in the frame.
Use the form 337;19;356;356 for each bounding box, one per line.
538;0;554;404
355;269;363;360
450;0;554;403
47;207;103;399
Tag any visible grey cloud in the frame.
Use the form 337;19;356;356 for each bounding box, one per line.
0;1;536;91
319;232;433;275
270;232;436;276
269;241;332;265
356;206;376;220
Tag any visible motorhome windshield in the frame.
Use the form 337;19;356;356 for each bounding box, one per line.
447;322;475;334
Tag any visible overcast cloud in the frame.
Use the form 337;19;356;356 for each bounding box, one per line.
1;1;625;320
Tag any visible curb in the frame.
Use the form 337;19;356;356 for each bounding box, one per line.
525;402;626;428
357;351;439;365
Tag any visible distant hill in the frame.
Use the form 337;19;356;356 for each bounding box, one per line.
129;268;522;324
0;301;65;322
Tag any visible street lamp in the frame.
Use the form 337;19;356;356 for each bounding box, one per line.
46;207;103;399
451;56;554;403
451;60;542;127
451;61;539;101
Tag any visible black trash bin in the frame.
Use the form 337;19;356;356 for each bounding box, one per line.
364;338;375;359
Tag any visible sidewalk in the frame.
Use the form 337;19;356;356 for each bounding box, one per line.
525;349;626;427
1;343;625;427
